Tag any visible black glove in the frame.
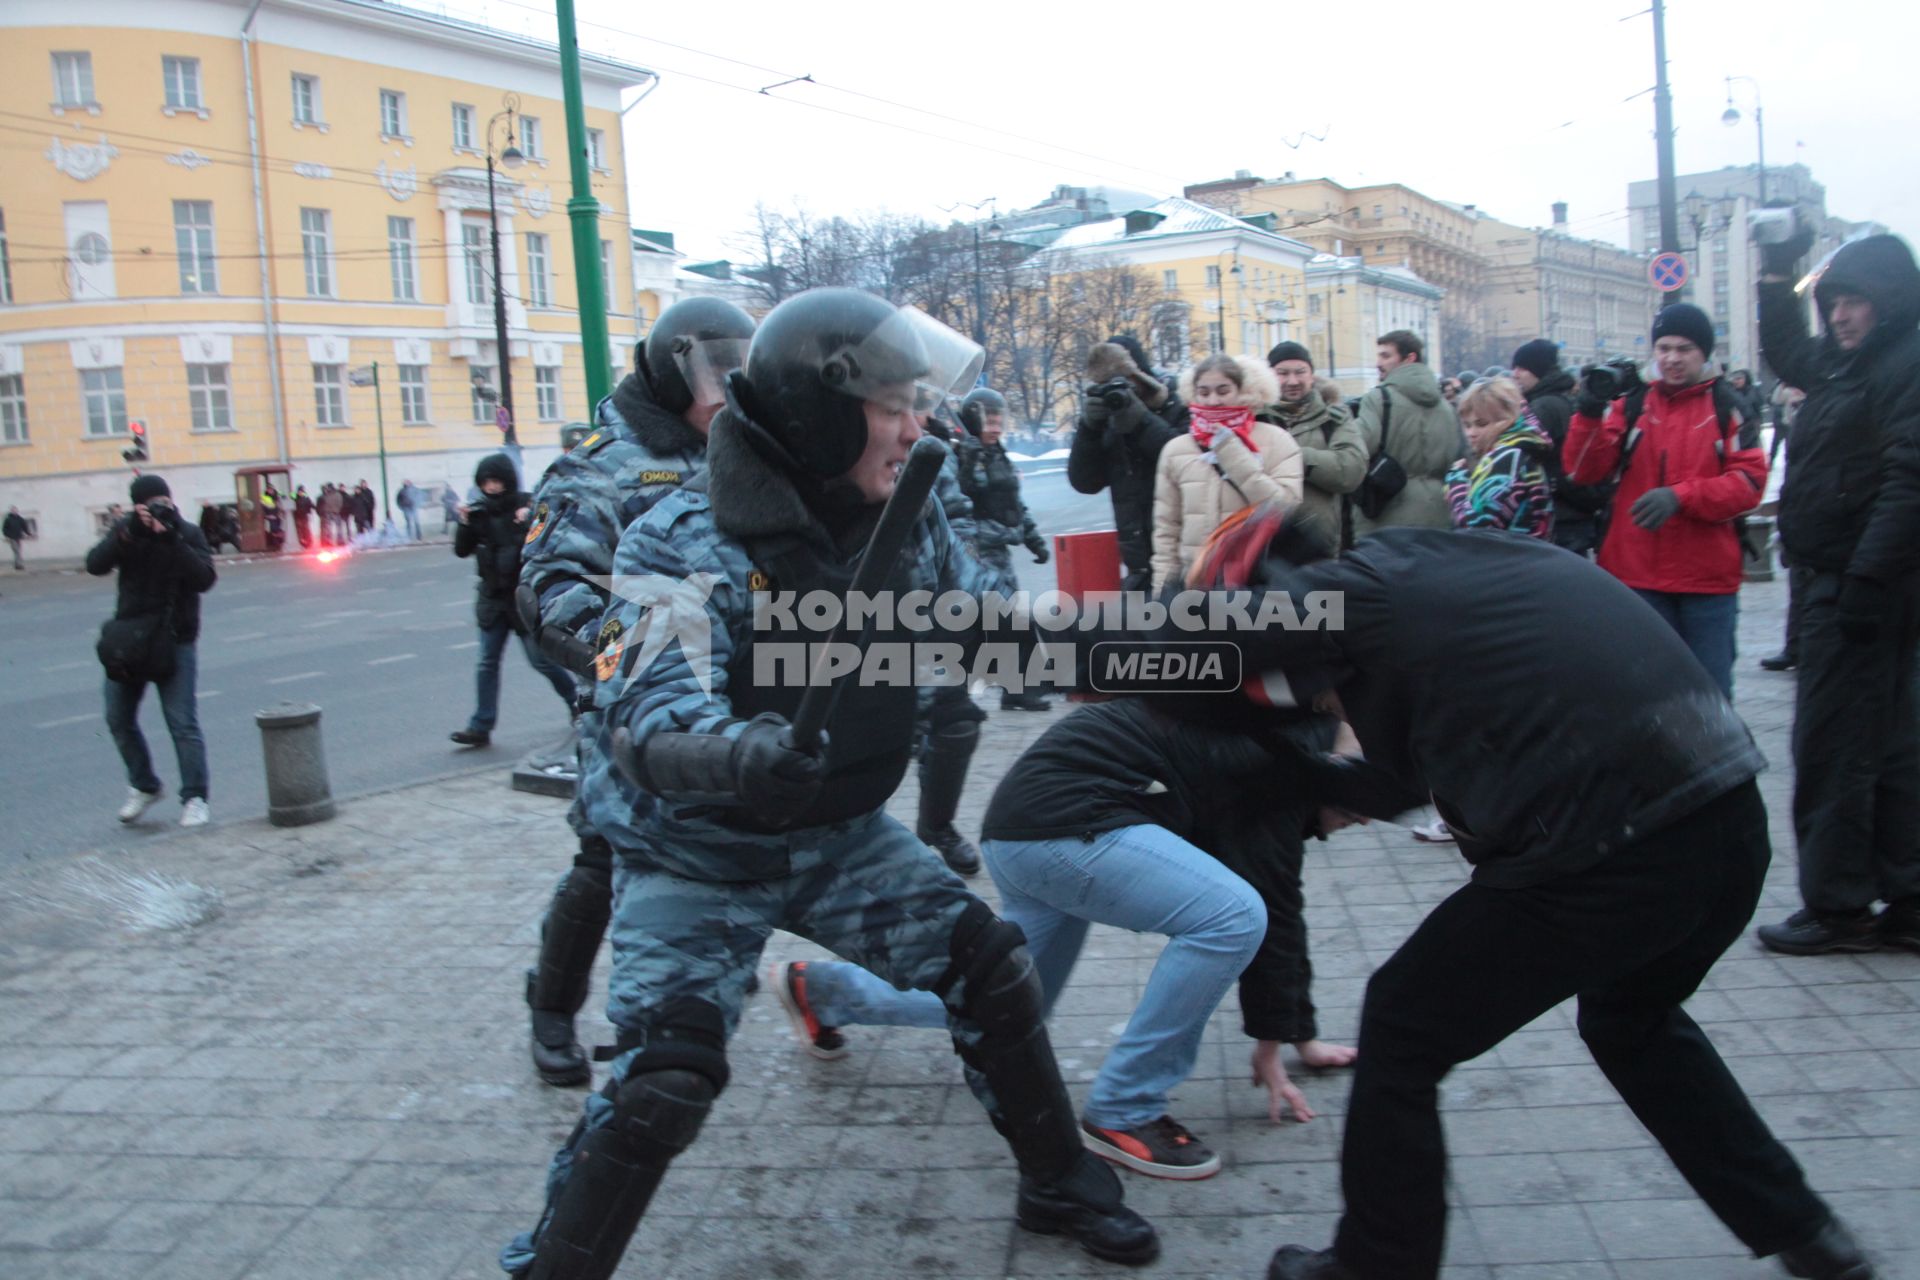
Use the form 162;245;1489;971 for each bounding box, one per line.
1575;391;1610;420
1629;487;1682;531
1026;534;1050;564
1079;391;1112;428
1836;575;1889;645
1758;209;1816;279
732;713;825;821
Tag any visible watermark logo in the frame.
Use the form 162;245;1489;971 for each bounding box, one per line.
590;572;718;695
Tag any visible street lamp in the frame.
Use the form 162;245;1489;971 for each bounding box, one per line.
1721;76;1766;202
1212;249;1243;353
485;93;525;445
942;197;998;362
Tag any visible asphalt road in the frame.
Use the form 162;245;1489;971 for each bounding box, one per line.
0;458;1117;865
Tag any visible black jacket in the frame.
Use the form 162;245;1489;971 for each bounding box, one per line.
456;491;534;630
956;436;1037;550
1067;380;1185;584
984;698;1345;1042
1762;235;1920;584
3;512;27;541
1217;528;1766;887
85;513;218;644
1524;367;1609;524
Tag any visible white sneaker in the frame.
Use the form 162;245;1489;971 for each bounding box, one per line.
1410;819;1454;844
179;798;211;828
117;788;162;824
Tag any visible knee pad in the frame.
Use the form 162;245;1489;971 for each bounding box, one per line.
941;900;1041;1039
574;833;614;875
604;999;730;1159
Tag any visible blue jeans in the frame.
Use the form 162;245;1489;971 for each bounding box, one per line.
400;507;421;540
470;620;576;732
804;822;1266;1129
104;642;208;802
1632;588;1738;699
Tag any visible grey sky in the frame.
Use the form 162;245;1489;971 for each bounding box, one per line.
442;0;1916;263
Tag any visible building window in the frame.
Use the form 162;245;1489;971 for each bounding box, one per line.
397;365;429;424
519;115;542;160
535;365;560;421
1162;269;1177;291
462;220;490;305
471;378;495;424
291;74;320;125
525;232;550;307
162;57;202;112
301;208;332;296
587;128;606;171
1204;264;1221;288
0;374;26;444
599;240;613;309
173;200;217;294
75;233;111;268
1373;204;1384;218
451;103;475;150
1308;294;1322;316
380;89;408;139
187;364;232;431
81;367;127;436
52;52;95;109
1206;321;1224;351
312;363;346;426
0;209;12;304
387;216;416;301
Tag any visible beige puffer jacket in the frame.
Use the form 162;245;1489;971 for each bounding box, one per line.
1152;357;1305;588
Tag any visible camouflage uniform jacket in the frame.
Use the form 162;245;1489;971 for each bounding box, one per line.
583;413;1005;880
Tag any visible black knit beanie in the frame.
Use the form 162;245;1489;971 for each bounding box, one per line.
1511;339;1561;378
129;475;171;504
1651;304;1716;358
1267;341;1314;370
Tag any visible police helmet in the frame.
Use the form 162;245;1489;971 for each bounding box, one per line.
958;387;1008;437
733;288;982;480
640;297;757;416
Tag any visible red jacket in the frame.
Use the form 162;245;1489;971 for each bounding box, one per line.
1564;377;1767;595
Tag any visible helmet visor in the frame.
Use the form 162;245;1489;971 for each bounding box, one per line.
829;306;984;416
674;336;751;409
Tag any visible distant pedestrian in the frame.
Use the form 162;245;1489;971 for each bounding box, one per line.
440;481;459;533
319;484;346;546
396;479;422;540
450;454;576;748
1351;330;1465;539
4;506;29;570
351;480;375;534
292;485;314;549
85;475;217;829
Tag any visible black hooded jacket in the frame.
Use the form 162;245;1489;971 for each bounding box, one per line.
456;455;533;630
1066;367;1186;584
1524;366;1609;522
1761;234;1920;583
85;512;218;644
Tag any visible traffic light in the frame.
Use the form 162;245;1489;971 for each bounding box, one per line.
121;420;149;464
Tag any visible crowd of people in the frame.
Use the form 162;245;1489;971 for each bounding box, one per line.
76;217;1918;1280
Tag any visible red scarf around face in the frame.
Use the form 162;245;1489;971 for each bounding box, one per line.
1189;403;1260;452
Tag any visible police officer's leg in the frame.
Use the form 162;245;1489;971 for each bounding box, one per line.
526;831;614;1086
790;812;1157;1265
507;865;774;1280
917;686;985;876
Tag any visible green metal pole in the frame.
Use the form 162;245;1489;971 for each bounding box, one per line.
556;0;611;412
373;361;391;525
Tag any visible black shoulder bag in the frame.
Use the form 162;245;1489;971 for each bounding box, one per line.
97;599;178;685
1354;386;1408;520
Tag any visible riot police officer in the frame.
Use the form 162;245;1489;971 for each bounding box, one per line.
500;289;1158;1278
515;297;755;1086
956;386;1052;711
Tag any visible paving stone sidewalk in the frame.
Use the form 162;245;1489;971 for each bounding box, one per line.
0;573;1915;1280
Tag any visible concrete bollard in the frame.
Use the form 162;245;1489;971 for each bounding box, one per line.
255;702;337;827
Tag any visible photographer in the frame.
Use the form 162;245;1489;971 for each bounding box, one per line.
1564;306;1766;699
1067;334;1185;591
1511;339;1609;556
85;475;217;829
1752;227;1920;957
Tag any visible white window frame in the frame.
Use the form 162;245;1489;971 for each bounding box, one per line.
0;374;27;444
587;128;607;172
599;240;613;311
1204;264;1221;288
81;367;127;437
52;52;96;112
397;364;429;425
173;200;217;295
535;365;561;422
379;89;409;142
519;115;543;161
301;208;332;297
387;216;417;301
162;56;204;115
471;379;495;424
1162;269;1177;291
291;74;324;129
187;363;233;432
525;232;551;308
461;220;490;305
312;363;347;427
451;103;476;152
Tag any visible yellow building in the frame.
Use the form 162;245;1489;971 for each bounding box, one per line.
1471;207;1658;373
0;0;653;556
1300;255;1447;398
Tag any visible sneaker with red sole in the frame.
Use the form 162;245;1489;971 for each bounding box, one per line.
769;960;848;1060
1080;1115;1221;1180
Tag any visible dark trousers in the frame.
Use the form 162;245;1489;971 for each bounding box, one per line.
1332;782;1829;1279
1632;588;1738;699
104;642;209;802
1790;566;1920;913
469;619;577;733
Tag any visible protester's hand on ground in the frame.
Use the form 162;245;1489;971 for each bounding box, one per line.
1252;1040;1315;1123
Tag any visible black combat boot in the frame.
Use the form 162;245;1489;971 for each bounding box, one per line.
1777;1216;1877;1279
916;721;982;876
526;857;613;1086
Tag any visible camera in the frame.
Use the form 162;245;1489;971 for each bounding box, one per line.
1091;378;1133;411
1580;356;1644;403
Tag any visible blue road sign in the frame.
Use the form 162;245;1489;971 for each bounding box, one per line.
1650;252;1690;293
